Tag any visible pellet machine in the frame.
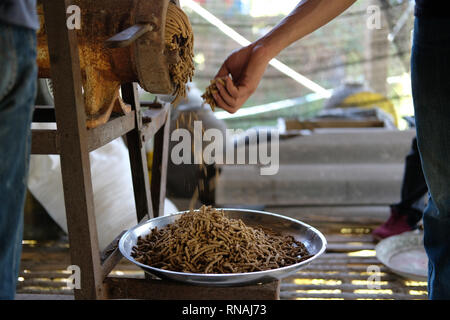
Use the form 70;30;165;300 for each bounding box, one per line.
36;0;193;128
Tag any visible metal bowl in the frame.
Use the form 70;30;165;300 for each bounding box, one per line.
119;208;327;286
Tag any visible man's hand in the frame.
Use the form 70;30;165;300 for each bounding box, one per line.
212;43;271;114
210;0;356;114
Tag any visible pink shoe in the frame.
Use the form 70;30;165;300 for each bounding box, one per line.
372;208;414;241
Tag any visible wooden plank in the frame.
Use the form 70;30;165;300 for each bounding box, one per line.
101;231;126;278
17;280;70;288
19;262;71;271
140;101;166;108
17;288;73;295
20;259;141;272
32;110;136;155
280;291;424;300
309;258;382;265
284;119;385;130
16;294;74;300
283;272;399;281
43;0;104;300
323;234;375;243
270;212;385;225
19;271;74;279
142;104;170;139
103;277;280;300
87;112;135;152
100;231;126;279
280;284;427;291
122;83;153;222
301;265;389;273
31;129;59;154
313;252;380;263
309;258;379;265
326;243;375;252
150;105;171;217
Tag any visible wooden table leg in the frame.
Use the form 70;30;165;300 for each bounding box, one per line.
151;106;171;217
121;83;154;222
104;277;281;300
43;0;104;299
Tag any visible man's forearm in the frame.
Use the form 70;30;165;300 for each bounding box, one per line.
211;0;358;112
255;0;357;61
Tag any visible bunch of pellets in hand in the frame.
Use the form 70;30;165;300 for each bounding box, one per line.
201;78;226;111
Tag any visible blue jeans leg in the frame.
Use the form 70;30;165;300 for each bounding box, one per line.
0;23;37;300
411;17;450;300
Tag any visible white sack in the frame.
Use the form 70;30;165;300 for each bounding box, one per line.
28;123;177;251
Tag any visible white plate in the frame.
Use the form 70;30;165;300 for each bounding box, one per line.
376;231;428;281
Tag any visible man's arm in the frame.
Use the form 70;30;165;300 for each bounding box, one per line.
212;0;357;113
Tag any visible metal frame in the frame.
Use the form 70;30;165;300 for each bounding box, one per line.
31;0;279;300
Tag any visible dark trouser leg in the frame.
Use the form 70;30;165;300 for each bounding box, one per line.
411;17;450;300
391;136;428;227
0;24;37;299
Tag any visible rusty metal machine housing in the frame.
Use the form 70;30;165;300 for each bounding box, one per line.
37;0;179;128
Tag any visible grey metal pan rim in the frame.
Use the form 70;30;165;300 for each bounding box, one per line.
119;208;327;286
